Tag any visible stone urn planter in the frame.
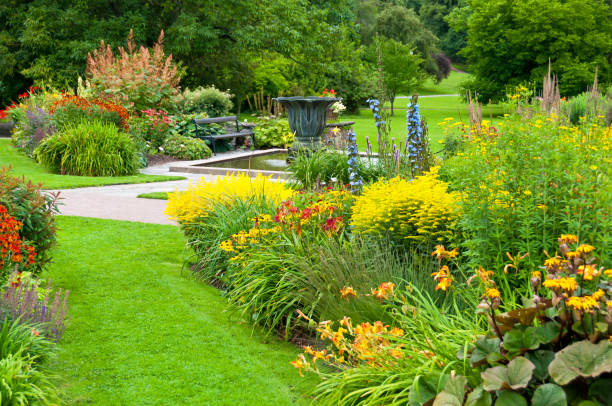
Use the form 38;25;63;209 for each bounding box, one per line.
274;96;339;150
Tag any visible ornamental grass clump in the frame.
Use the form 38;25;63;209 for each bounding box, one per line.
165;173;293;224
218;190;353;337
35;120;139;176
351;167;459;246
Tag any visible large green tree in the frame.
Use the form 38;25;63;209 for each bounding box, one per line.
368;37;424;114
453;0;612;101
0;0;370;109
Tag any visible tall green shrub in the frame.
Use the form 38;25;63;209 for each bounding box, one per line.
174;86;233;117
35;120;139;176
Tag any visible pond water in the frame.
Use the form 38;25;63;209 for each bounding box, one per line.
198;152;290;171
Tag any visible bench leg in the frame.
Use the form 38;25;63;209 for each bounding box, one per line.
209;138;216;156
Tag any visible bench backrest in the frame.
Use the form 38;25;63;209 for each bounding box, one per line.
194;116;238;125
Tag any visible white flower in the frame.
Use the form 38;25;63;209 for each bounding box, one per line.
331;101;346;114
158;147;165;152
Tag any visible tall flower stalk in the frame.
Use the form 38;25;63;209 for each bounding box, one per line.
346;129;363;194
405;95;432;177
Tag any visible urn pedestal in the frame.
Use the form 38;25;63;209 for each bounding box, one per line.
274;96;339;150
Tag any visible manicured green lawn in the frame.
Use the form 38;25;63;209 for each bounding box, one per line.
415;70;467;96
137;192;170;200
46;216;316;405
0;139;184;189
342;95;505;150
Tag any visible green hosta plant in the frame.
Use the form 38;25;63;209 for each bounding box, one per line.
252;117;294;148
431;235;612;406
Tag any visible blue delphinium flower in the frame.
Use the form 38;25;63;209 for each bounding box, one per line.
406;101;425;175
346;129;363;194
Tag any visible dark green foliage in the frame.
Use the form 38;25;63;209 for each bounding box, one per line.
0;0;369;113
161;134;212;160
374;4;441;78
454;0;612;101
0;168;58;273
35;120;139;176
252;117;293;148
0;320;60;406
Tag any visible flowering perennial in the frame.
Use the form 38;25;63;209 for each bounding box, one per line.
351;167;459;244
165;174;293;223
0;204;37;273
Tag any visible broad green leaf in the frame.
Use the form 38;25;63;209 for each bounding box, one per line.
532;384;567;406
535;322;561;344
549;340;612;385
470;337;501;366
433;375;468;406
409;375;437;406
465;385;492;406
526;350;555;381
503;327;540;353
588;379;612;405
482;357;535;391
494;390;527;406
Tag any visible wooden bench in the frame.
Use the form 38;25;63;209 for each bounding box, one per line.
193;116;256;155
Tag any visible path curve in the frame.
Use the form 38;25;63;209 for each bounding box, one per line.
49;165;213;225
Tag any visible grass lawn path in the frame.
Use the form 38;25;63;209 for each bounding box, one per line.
0;139;184;189
46;216;316;405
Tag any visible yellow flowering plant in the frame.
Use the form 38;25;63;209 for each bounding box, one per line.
351;167;460;247
440;113;612;289
428;235;612;406
165;173;293;223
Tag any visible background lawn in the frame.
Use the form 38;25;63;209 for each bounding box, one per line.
342;95;504;151
46;216;317;405
415;70;466;96
0;139;184;189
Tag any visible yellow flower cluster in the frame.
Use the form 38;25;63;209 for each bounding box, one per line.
165;174;293;223
542;277;578;293
220;223;281;253
351;167;460;243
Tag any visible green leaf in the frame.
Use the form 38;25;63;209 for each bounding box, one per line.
532;384;567;406
549;340;612;385
526;350;555;381
494;390;527;406
470;336;501;366
409;375;437;406
481;357;535;391
588;379;612;405
503;327;540;353
465;385;492;406
535;322;561;344
433;375;468;406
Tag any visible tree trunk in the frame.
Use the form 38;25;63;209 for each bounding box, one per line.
390;97;395;116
